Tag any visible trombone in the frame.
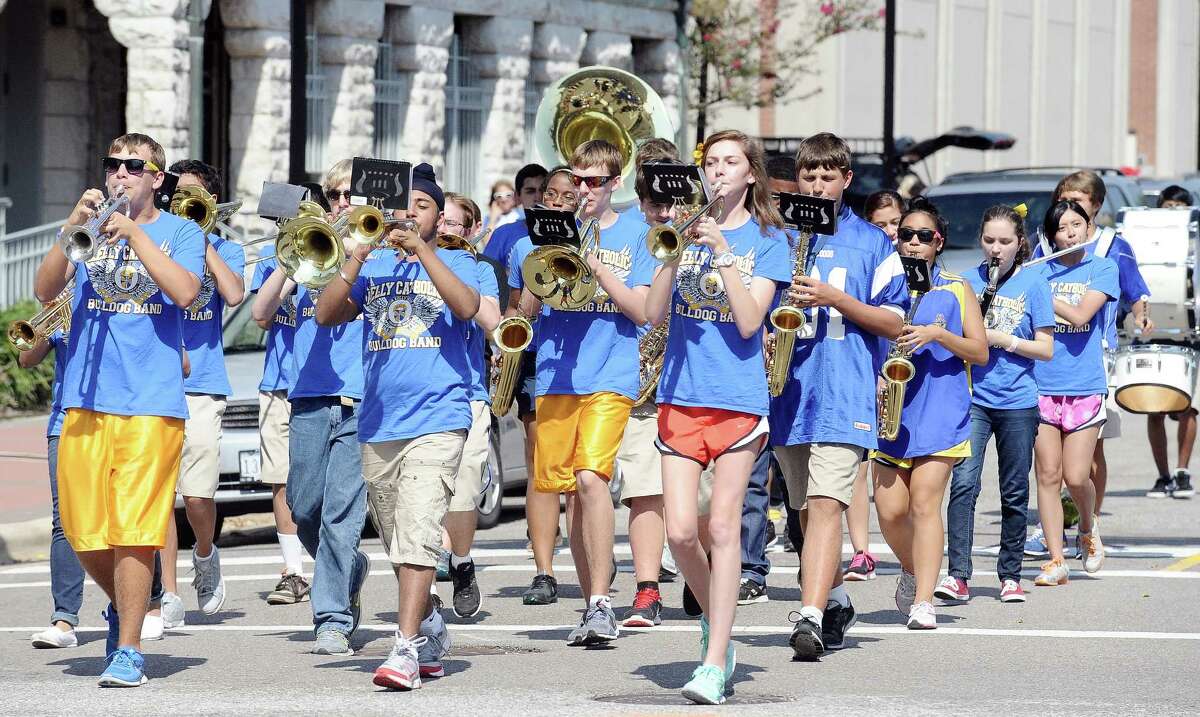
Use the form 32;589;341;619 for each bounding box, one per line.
645;185;724;262
60;186;130;262
520;197;601;310
8;288;72;351
170;185;242;234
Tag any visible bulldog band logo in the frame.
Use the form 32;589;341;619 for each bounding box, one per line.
525;208;582;248
775;192;838;235
675;249;755;319
350;158;413;210
363;278;446;349
643;163;708;205
188;271;216;314
86;245;162;310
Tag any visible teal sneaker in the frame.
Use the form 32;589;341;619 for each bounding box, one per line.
98;647;147;687
698;616;736;681
681;664;726;705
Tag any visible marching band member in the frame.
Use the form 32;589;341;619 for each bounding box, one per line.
871;198;988;629
1032;200;1119;586
34;133;205;686
646;130;790;704
438;192;499;618
768;132;908;660
155;160;245;624
940;205;1054;605
507;139;655;645
251;159;369;657
316;163;480;691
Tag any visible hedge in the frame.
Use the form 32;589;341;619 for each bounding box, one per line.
0;300;57;412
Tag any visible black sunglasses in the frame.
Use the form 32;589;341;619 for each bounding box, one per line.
572;173;615;189
898;227;941;245
325;189;353;203
102;157;160;175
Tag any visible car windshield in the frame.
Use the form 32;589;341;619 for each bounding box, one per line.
222;298;266;353
930;192;1054;249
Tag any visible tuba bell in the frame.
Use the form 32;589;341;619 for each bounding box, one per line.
531;66;676;206
489;316;534;417
170;185;243;234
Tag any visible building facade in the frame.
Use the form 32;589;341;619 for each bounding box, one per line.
0;0;683;233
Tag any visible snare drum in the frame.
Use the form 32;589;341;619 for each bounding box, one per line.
1111;344;1200;413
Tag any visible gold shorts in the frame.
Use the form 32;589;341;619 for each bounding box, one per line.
872;437;972;470
534;392;634;494
57;408;184;551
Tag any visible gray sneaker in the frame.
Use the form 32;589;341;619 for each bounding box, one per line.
192;547;226;615
567;602;620;646
894;570;916;614
311;629;353;656
417;609;452;678
161;591;186;628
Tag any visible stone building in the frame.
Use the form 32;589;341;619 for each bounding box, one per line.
0;0;684;233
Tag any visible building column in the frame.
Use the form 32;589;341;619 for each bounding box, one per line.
633;38;682;129
386;6;453;175
465;17;533;200
220;0;291;235
531;23;587;87
581;30;633;70
94;0;196;165
315;0;384;164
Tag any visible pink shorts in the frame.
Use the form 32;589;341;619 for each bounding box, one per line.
1038;394;1106;433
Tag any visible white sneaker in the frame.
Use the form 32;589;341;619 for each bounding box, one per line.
192;546;227;615
161;592;186;628
30;625;78;648
1081;531;1105;574
140;613;164;641
906;601;937;630
1034;558;1070;586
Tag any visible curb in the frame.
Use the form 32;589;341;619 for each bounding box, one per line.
0;516;51;565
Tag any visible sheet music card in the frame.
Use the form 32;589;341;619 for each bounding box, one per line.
525;208;582;248
350;158;413;210
258;182;310;220
641;163;711;205
775;192;838;235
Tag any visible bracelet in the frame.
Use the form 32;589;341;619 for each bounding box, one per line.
338;269;356;287
349;254;365;265
1005;336;1019;353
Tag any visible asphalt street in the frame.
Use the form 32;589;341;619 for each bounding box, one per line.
2;420;1199;716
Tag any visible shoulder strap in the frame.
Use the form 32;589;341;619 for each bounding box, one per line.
1095;226;1117;258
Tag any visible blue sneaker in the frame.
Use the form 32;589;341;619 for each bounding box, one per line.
98;647;147;687
698;616;736;681
102;604;120;661
681;664;727;705
1023;527;1048;557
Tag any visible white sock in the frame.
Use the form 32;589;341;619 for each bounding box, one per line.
194;546;214;562
589;595;610;608
799;605;823;626
827;584;850;608
278;532;304;576
450;552;472;569
1176;466;1190;476
421;606;442;632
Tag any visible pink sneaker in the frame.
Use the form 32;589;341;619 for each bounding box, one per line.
933;575;969;602
999;579;1026;603
843;551;877;581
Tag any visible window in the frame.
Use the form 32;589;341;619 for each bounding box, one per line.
524;82;546;163
305;28;327;176
374;40;408;161
443;31;485;202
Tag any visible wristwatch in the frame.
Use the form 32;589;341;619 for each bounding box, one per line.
711;251;736;269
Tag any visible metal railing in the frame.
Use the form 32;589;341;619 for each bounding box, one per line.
0;214;60;309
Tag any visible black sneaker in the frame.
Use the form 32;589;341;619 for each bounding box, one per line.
737;578;769;605
821;600;857;650
765;520;779;551
450;559;482;617
1148;475;1175;498
788;612;824;661
621;586;663;627
682;580;702;617
1174;470;1195;498
523;574;558;605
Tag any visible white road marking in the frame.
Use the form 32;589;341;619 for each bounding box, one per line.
1;624;1197;641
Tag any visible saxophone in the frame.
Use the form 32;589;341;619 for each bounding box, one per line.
877;289;927;441
766;228;812;397
489;315;533;417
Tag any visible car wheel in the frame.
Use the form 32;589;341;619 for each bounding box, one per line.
476;424;504;530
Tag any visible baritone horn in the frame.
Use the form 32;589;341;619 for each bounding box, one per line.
490;316;534;417
8;289;72;351
170;185;243;234
766;229;812;397
521;197;601;310
60;186;129;262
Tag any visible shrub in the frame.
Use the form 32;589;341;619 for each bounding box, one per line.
0;300;57;412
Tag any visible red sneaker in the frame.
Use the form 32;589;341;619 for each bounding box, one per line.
999;579;1027;603
621;586;663;627
933;575;969;601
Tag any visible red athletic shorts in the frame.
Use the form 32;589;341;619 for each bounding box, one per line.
655;404;767;466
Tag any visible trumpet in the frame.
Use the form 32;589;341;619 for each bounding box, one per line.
878;288;928;441
436;232;478;257
766;229;813;397
8;289;72;351
60;186;129;262
645;186;724;262
521;197;601;310
170;185;242;234
489;315;534;417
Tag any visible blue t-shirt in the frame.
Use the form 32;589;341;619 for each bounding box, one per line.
967;263;1055;410
657;217;791;416
482;215;528;270
876;268;972;459
61;210;206;419
290;284;364;401
250;244;298;392
509;210;655;399
351;249;478;443
1033;254;1119;395
46;330;69;438
769;206;908;450
182;235;245;396
467;259;500;403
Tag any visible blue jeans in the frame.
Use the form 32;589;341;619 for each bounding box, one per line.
947;404;1038;582
47;436;84;626
740;447;773;586
287;396;368;636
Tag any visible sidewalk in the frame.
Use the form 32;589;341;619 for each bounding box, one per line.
0;415;52;563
